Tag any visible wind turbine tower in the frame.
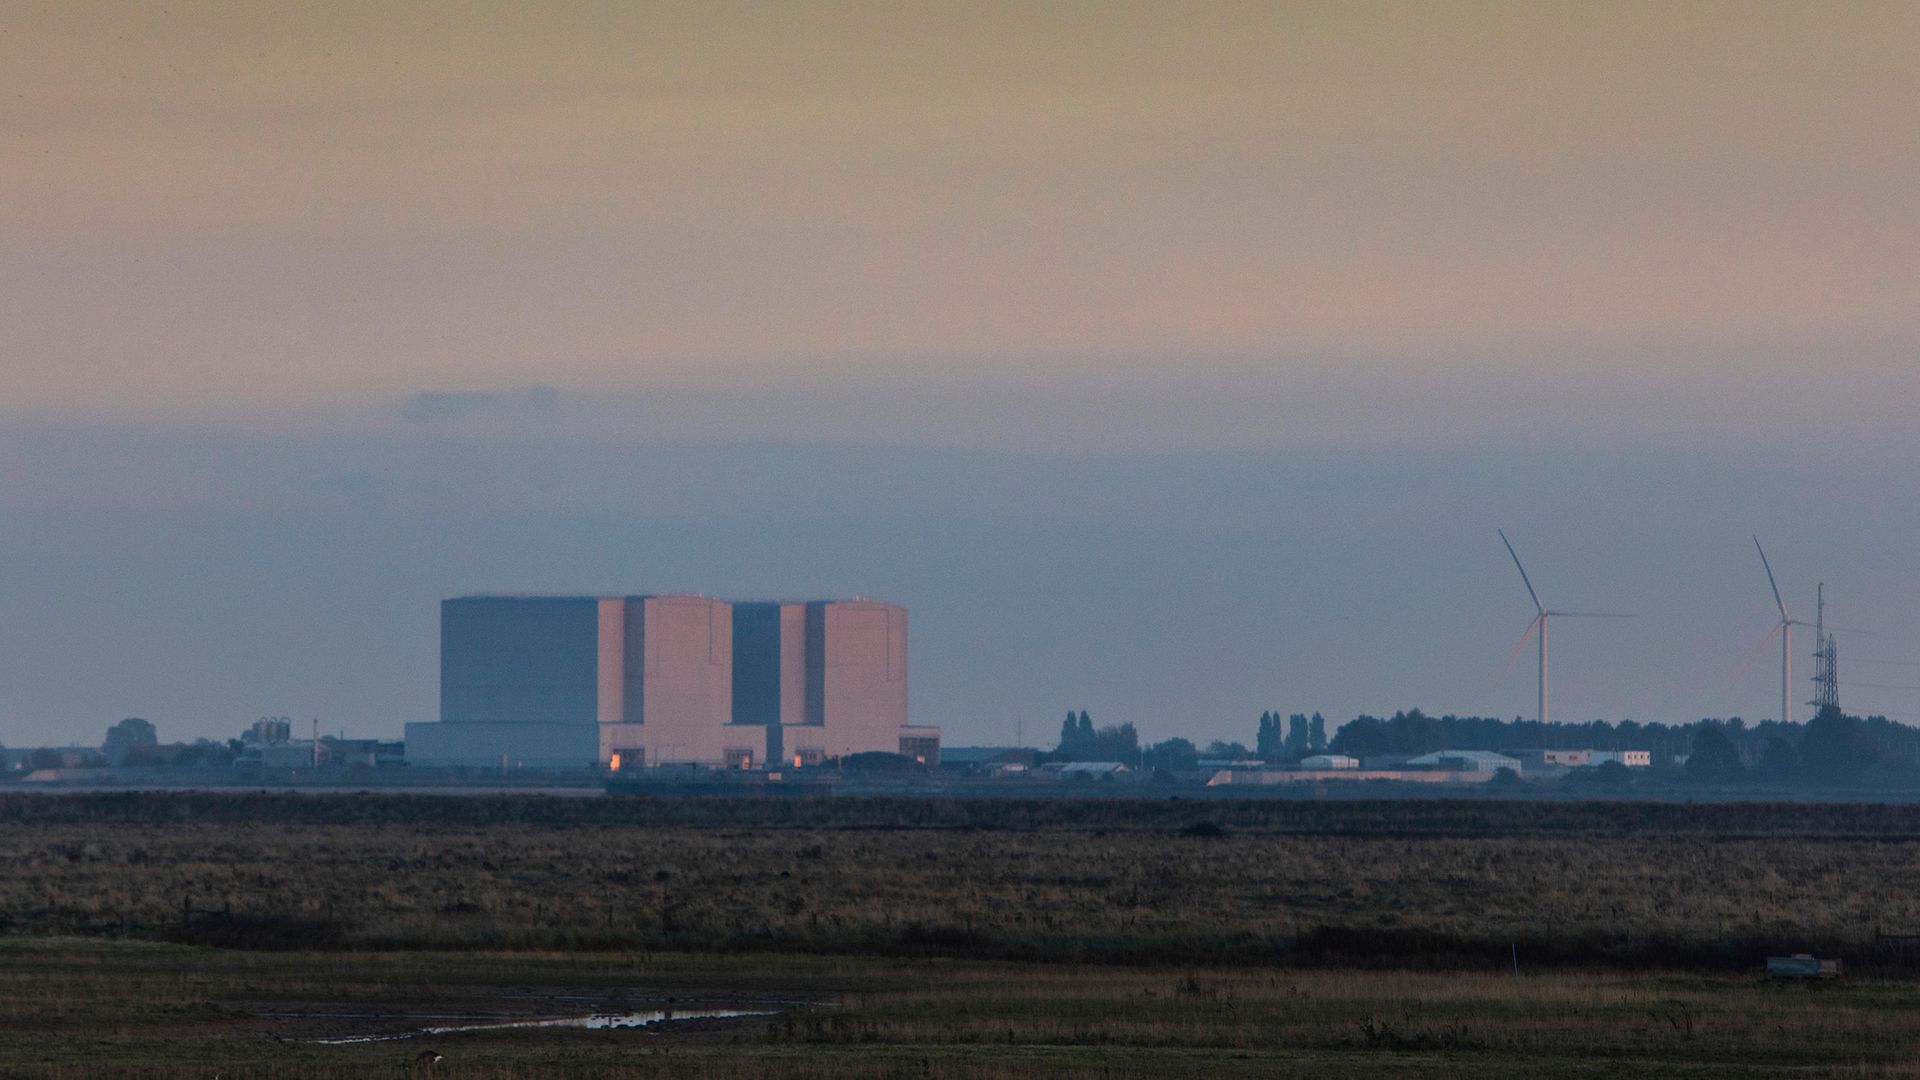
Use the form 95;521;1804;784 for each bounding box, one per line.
1497;530;1632;726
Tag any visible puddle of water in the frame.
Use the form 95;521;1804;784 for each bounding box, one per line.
315;1008;772;1045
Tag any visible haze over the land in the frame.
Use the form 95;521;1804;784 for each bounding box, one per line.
3;2;1917;745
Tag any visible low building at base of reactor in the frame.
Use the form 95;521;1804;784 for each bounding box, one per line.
405;595;935;769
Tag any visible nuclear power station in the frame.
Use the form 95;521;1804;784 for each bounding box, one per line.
405;595;937;769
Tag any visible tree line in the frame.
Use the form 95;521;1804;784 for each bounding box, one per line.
1052;709;1331;771
1050;705;1920;788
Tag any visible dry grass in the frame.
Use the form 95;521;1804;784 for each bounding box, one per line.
4;796;1918;1074
2;821;1919;966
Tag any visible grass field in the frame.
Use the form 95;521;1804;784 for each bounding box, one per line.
0;938;1915;1078
3;794;1919;1075
4;795;1920;968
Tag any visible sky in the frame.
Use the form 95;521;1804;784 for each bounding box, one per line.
2;2;1917;747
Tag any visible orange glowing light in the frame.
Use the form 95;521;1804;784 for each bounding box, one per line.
609;753;622;772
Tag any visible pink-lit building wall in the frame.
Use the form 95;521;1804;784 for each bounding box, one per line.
415;594;926;769
597;595;768;768
783;600;909;763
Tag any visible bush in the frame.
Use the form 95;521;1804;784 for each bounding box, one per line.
166;912;345;950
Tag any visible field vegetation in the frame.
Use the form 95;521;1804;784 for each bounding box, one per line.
1;938;1917;1078
5;794;1920;1075
2;794;1920;969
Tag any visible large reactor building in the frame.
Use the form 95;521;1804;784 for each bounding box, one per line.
405;595;938;769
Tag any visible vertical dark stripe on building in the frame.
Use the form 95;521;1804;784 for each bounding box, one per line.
731;602;783;725
805;601;827;727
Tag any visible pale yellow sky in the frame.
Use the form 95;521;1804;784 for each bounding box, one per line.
3;1;1915;427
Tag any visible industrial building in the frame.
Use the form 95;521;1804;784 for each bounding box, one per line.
1208;767;1495;786
733;599;935;765
1504;748;1653;772
1404;749;1524;773
406;595;934;769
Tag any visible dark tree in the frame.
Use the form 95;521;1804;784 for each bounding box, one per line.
1142;737;1199;772
1284;713;1309;755
1089;722;1140;764
1386;709;1445;755
173;741;236;767
1488;766;1526;791
1754;736;1798;783
1309;712;1327;751
1057;711;1100;760
1685;726;1745;784
1328;716;1388;759
1256;712;1283;761
1800;705;1877;787
121;744;171;767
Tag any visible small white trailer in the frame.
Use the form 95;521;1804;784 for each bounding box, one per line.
1766;954;1842;979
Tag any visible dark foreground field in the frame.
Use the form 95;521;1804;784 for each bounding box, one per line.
4;938;1919;1078
4;794;1920;1076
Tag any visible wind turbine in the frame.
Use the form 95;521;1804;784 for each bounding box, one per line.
1753;537;1794;725
1751;537;1869;722
1497;530;1633;726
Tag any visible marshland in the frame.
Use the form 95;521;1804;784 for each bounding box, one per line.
1;793;1917;1076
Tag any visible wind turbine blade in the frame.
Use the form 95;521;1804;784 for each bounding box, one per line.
1492;615;1542;689
1754;536;1789;621
1728;620;1785;690
1548;611;1636;619
1498;529;1545;615
1788;620;1875;635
